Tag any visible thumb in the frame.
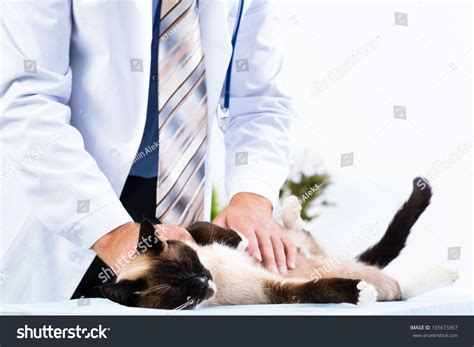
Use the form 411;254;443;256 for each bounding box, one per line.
213;213;228;228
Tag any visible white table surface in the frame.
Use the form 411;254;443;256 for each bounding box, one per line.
1;287;472;316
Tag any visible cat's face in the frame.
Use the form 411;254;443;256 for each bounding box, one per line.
101;221;215;310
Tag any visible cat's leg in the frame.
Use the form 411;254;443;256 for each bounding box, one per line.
309;258;402;301
264;278;377;305
186;222;248;251
400;265;459;299
280;196;304;229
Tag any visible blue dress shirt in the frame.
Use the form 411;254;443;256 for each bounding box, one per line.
128;0;161;177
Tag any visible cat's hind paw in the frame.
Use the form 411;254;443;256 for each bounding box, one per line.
356;281;378;305
401;264;460;299
431;264;460;285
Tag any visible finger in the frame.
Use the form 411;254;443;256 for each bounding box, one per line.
213;214;228;228
159;225;194;243
154;224;170;238
271;236;288;275
282;237;297;270
256;230;277;273
228;220;261;262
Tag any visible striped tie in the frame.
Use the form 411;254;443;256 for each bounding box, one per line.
155;0;208;226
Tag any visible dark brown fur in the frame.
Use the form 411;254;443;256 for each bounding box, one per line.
101;222;214;309
265;278;361;304
187;221;244;248
358;177;432;268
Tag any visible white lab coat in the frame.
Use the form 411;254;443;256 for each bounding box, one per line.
0;0;292;304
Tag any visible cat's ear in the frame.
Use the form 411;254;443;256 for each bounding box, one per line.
100;280;143;306
137;219;165;254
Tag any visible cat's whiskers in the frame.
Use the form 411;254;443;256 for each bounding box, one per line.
168;243;179;260
222;235;240;244
209;225;217;243
140;284;172;295
173;297;196;310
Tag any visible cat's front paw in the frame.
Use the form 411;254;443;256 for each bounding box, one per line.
356;281;378;305
281;196;303;229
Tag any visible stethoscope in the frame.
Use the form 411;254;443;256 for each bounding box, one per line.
216;0;245;130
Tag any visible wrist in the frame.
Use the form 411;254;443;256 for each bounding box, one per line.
230;192;273;211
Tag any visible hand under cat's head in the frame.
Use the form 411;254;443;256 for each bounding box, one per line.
100;220;215;310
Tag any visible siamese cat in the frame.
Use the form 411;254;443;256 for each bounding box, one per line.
101;177;459;309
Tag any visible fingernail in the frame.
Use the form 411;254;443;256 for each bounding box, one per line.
278;266;288;275
253;253;262;262
288;261;296;270
268;265;278;274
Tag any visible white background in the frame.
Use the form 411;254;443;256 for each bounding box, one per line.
212;0;473;290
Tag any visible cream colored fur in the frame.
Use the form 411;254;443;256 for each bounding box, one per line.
190;241;276;306
117;254;153;282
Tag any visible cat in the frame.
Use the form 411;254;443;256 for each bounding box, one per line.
100;177;459;309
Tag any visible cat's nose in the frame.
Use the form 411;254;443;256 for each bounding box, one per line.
193;276;209;289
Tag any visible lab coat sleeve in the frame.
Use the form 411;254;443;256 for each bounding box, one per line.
1;1;132;249
223;0;293;207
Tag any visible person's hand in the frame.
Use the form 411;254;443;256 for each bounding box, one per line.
214;192;296;275
153;224;195;243
93;222;140;270
93;222;194;273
